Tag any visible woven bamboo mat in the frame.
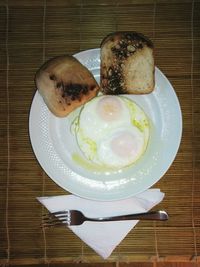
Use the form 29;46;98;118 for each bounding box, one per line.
0;0;200;266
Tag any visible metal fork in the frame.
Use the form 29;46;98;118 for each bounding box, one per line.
42;210;168;227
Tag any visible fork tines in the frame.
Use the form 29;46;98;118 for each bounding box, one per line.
42;210;70;228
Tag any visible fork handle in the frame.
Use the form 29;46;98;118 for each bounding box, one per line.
87;210;168;222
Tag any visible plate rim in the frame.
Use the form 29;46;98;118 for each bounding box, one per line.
29;48;182;201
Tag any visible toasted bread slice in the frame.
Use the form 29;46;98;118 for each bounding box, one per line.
35;55;100;117
100;31;155;95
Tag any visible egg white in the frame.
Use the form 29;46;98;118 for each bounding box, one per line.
73;95;150;169
97;126;146;168
76;95;131;141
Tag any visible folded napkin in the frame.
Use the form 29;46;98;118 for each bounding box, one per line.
38;189;164;259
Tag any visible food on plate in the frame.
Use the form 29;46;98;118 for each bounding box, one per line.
35;31;155;118
72;95;149;169
100;31;155;95
35;55;100;117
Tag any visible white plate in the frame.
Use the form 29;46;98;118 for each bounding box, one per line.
29;48;182;201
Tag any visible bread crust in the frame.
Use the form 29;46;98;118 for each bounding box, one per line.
100;31;155;95
35;55;100;117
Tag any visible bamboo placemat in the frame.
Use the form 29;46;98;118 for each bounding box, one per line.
0;0;200;266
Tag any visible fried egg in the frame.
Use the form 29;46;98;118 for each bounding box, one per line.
73;95;149;169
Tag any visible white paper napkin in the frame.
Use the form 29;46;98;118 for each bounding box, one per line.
38;189;164;259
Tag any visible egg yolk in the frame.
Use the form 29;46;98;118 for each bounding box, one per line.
97;96;122;121
111;132;142;159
